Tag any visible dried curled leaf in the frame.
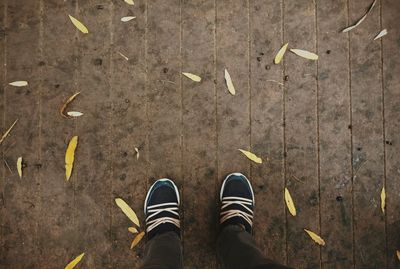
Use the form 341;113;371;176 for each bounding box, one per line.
342;0;376;33
128;227;139;234
0;119;18;145
68;15;89;34
182;72;202;82
9;81;28;87
304;229;325;246
374;29;387;40
224;69;236;95
65;253;85;269
121;16;136;22
130;231;145;249
65;136;78;181
274;43;289;64
381;186;386;214
17;157;22;178
284;188;296;216
115;198;140;227
238;149;262;164
60;92;81;118
67;111;84;117
124;0;134;5
134;147;139;160
290;49;318;60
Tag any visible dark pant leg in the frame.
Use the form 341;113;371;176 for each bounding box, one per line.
217;225;292;269
138;232;183;269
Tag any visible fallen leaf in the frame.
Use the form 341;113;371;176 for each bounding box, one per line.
0;119;18;145
115;198;140;227
68;15;89;34
290;49;318;60
342;0;376;33
60;92;81;119
17;157;22;178
121;16;136;22
224;69;236;95
134;147;139;160
238;149;262;164
124;0;134;5
182;72;201;82
67;111;84;117
130;231;145;249
304;229;325;246
118;51;129;61
65;253;85;269
381;186;385;214
9;81;28;87
65;136;78;181
284;188;296;216
374;29;388;40
274;43;289;64
128;227;138;234
396;250;400;261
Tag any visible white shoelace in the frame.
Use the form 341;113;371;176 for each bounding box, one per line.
220;196;253;226
146;202;180;233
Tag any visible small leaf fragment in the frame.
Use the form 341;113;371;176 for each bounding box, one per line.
0;119;18;145
115;198;140;227
182;72;202;82
396;250;400;261
68;15;89;34
121;16;136;22
65;253;85;269
17;157;22;178
381;186;386;214
134;147;139;160
130;231;145;249
224;69;236;95
65;136;78;181
124;0;134;5
67;111;84;117
304;229;325;246
374;29;388;40
238;149;262;164
128;227;139;234
284;188;296;216
290;49;318;60
9;81;28;87
60;92;81;119
117;51;129;61
342;0;376;33
274;43;289;64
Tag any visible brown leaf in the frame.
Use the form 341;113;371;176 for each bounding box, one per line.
60;92;81;119
130;231;145;249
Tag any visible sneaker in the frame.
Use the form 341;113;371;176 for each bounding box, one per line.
144;178;181;240
219;172;255;233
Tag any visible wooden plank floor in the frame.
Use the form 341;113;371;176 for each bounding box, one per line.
1;0;399;268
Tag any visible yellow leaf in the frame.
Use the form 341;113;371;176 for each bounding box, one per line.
130;231;145;249
304;229;325;246
284;188;296;216
342;0;376;33
68;15;89;34
65;253;85;269
381;186;385;214
238;149;262;164
224;69;236;95
274;43;288;64
0;119;18;145
124;0;134;5
67;111;84;117
290;49;318;60
60;92;81;119
121;16;136;22
65;136;78;181
17;157;22;178
128;227;138;234
182;72;202;82
9;81;28;87
396;250;400;261
115;198;140;227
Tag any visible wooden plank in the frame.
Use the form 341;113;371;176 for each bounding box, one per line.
38;1;79;267
110;0;148;267
181;1;217;268
0;0;5;263
283;0;320;268
249;0;286;264
317;0;353;267
348;0;386;267
381;0;400;267
73;2;112;267
1;0;41;267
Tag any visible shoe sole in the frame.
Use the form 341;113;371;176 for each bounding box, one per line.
144;178;180;214
219;172;255;205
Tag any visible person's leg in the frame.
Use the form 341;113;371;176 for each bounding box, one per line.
217;173;292;269
138;178;182;269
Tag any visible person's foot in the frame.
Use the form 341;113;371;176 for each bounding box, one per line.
144;178;181;240
219;172;255;233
